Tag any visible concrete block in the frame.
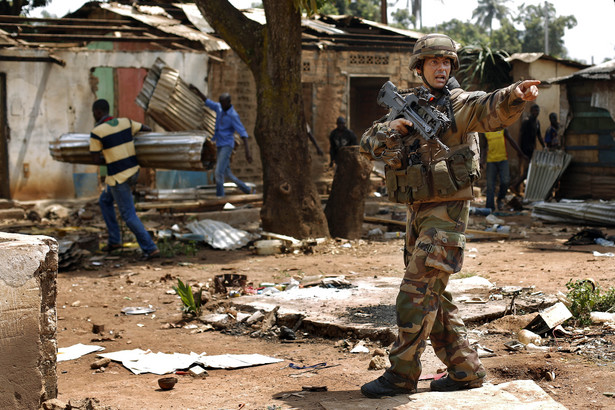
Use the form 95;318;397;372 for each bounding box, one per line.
0;232;58;409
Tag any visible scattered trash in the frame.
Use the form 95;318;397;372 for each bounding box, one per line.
485;224;511;234
321;276;353;288
254;239;283;255
486;214;505;225
470;207;491;216
532;200;615;226
595;237;615;247
475;344;496;358
525;343;549;352
350;341;370;353
186;219;259;250
592;251;614;257
57;343;105;362
504;340;526;351
121;306;156;315
565;228;606;245
157;376;178;390
289;362;327;370
188;365;208;377
518;329;542;346
590;312;615;324
524;302;573;336
98;349;283;374
383;231;404;239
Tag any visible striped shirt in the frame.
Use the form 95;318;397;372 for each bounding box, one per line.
90;117;143;186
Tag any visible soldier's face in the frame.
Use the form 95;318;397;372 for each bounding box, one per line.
421;56;451;90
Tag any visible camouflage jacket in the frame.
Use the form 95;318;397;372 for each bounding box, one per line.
360;80;526;203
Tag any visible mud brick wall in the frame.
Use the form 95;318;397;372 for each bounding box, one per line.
0;232;58;409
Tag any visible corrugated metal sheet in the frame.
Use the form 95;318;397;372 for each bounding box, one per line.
186;219;259;250
551;59;615;83
101;2;229;52
524;150;572;202
139;62;216;135
532;200;615;226
49;131;216;171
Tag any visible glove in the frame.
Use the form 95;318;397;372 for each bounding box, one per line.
376;129;404;169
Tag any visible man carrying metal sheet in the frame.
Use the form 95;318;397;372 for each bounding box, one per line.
90;99;159;260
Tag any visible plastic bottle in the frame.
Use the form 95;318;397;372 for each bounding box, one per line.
595;238;615;247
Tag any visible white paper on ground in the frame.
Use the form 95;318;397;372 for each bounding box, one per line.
98;350;283;374
57;343;105;362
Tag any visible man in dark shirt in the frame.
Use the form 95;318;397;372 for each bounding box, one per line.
513;104;545;193
519;104;545;158
328;116;358;167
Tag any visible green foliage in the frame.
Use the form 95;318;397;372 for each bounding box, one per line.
427;18;489;46
514;1;576;58
1;0;49;16
566;279;615;326
390;8;414;29
472;0;510;36
157;238;198;258
348;0;379;21
173;278;202;317
457;44;511;91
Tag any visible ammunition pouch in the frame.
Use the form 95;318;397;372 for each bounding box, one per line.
385;145;477;204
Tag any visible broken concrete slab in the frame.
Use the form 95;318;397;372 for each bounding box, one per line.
0;232;58;408
319;380;566;409
230;276;557;343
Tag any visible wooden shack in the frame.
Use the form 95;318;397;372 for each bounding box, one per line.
551;60;615;199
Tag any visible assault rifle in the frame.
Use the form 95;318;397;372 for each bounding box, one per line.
377;81;450;152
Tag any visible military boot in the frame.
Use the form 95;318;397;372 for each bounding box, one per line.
430;375;484;392
361;375;416;399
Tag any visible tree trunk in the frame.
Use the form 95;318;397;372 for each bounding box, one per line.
196;0;329;239
324;146;373;239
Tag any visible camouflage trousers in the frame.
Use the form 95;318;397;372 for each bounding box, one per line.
383;200;485;390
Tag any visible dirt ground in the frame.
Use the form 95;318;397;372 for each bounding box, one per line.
12;197;615;409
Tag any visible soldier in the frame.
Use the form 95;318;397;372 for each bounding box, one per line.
359;33;539;398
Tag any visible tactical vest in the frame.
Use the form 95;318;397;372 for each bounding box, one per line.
384;88;480;204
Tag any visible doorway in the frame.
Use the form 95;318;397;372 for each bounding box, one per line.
349;76;389;138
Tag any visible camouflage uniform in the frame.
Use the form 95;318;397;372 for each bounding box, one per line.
360;81;527;390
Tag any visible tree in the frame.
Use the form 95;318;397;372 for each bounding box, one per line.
348;0;380;21
426;19;489;47
515;1;576;58
472;0;510;38
0;0;49;15
195;0;329;239
456;44;512;91
390;7;413;29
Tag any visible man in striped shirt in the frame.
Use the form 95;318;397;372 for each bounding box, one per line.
90;99;159;260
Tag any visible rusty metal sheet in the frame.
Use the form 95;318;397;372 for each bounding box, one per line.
136;58;216;135
101;3;228;51
49;131;216;171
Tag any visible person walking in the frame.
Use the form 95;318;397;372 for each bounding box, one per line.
480;128;527;210
191;86;253;197
359;33;540;398
89;99;159;260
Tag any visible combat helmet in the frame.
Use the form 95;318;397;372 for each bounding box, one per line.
409;33;459;71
